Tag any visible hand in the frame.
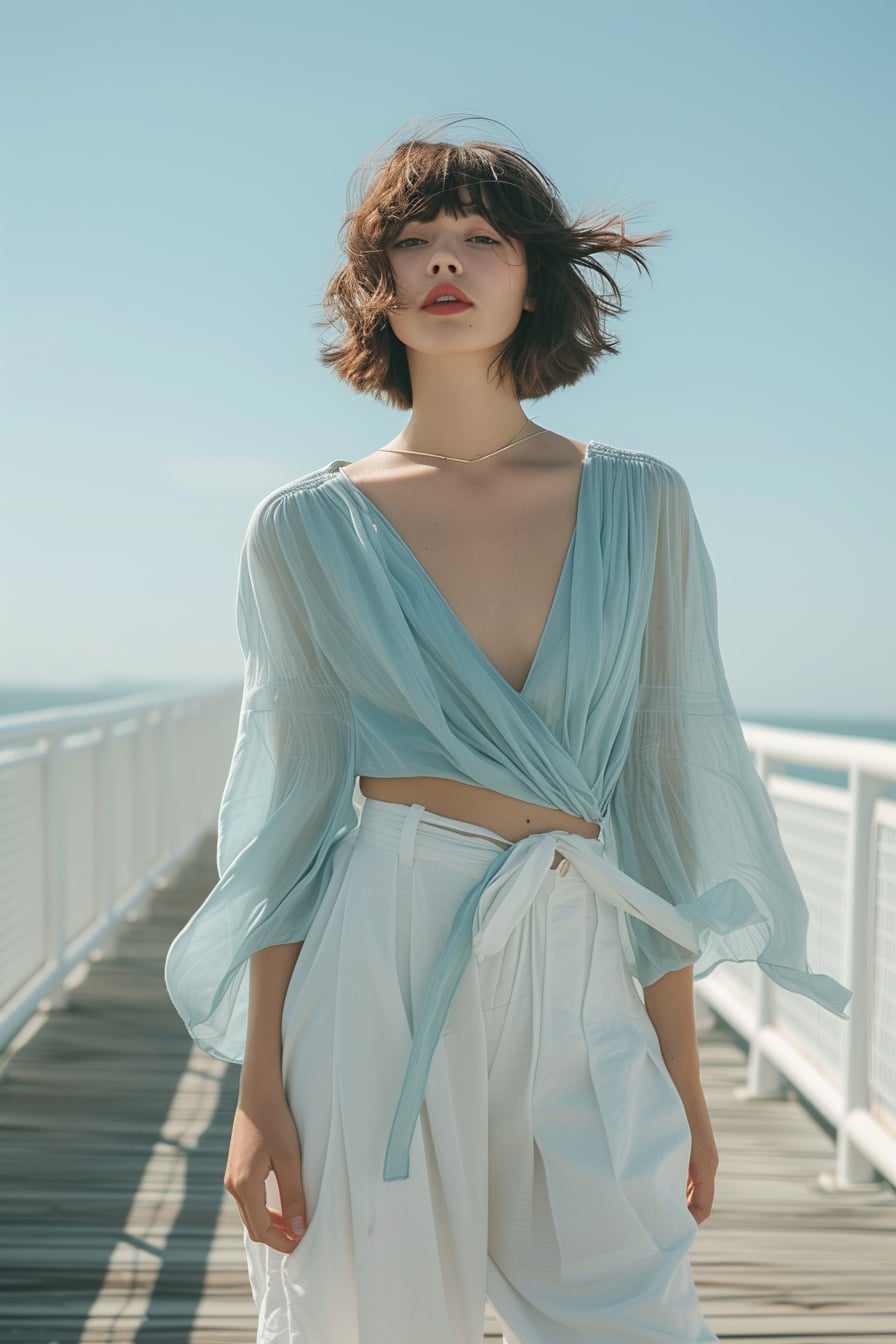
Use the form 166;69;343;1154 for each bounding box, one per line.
224;1084;308;1254
686;1129;719;1224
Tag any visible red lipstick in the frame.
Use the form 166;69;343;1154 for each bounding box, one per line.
421;282;473;315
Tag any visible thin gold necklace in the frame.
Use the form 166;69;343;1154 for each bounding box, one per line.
379;420;548;464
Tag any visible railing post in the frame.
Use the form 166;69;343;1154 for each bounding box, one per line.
742;746;786;1096
128;712;155;924
42;732;69;1011
141;710;157;873
833;766;878;1187
743;971;785;1095
159;707;173;857
92;721;124;959
96;724;115;924
168;705;183;851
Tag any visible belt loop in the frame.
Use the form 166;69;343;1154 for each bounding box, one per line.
399;803;426;866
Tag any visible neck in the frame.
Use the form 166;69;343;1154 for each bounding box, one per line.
398;350;532;463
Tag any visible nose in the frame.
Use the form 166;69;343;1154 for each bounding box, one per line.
427;240;463;276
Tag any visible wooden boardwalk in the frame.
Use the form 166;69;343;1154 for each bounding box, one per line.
1;835;894;1344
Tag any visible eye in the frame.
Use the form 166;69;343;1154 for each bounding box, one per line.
391;232;502;250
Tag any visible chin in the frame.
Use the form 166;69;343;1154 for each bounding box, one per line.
395;324;519;358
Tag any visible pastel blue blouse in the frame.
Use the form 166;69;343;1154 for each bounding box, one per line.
164;441;852;1181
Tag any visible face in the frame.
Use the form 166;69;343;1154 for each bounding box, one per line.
384;193;534;360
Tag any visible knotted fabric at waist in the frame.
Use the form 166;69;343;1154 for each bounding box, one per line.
382;826;703;1182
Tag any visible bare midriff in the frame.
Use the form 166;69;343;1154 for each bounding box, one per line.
358;775;600;871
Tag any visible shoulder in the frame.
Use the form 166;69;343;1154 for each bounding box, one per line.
588;441;691;504
251;459;347;513
231;465;349;597
243;460;348;541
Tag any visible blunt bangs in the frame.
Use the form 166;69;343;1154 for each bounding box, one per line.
373;142;554;247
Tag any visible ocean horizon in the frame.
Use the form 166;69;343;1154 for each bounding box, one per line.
0;680;225;718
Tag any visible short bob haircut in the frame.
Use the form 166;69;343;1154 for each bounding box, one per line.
320;137;670;409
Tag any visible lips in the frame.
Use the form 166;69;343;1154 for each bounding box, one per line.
421;282;472;310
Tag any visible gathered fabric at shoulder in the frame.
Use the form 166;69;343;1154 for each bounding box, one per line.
605;464;851;1016
164;482;359;1063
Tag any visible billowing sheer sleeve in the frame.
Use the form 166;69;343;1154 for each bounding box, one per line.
164;487;358;1062
607;464;851;1016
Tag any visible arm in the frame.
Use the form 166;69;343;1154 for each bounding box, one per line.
607;461;850;1008
642;964;718;1224
164;487;357;1254
225;942;308;1254
165;486;358;1064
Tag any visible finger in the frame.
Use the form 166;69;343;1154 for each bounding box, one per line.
256;1211;300;1253
273;1153;308;1243
269;1207;303;1243
249;1212;300;1254
236;1176;298;1254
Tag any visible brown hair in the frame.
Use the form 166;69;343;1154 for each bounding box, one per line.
319;137;670;409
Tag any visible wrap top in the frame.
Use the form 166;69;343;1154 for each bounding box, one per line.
164;440;852;1182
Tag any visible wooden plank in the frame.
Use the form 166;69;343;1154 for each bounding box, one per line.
0;833;894;1343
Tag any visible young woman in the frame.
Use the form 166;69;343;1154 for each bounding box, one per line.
165;133;851;1344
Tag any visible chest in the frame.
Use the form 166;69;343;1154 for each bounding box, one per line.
339;460;585;695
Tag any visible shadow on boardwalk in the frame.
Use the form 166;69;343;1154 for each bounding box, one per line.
0;834;894;1343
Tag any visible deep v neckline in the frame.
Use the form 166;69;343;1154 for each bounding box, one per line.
334;443;593;698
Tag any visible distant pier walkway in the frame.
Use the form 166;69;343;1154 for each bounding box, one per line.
1;835;894;1344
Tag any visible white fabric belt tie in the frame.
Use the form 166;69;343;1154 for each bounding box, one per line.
382;827;702;1182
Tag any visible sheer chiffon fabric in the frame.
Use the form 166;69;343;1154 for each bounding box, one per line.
243;800;719;1344
164;442;850;1164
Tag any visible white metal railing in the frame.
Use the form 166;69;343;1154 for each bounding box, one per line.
0;685;240;1053
697;721;896;1191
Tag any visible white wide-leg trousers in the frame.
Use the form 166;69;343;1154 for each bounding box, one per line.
243;798;718;1344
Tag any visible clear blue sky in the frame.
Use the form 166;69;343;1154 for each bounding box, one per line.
2;0;893;718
